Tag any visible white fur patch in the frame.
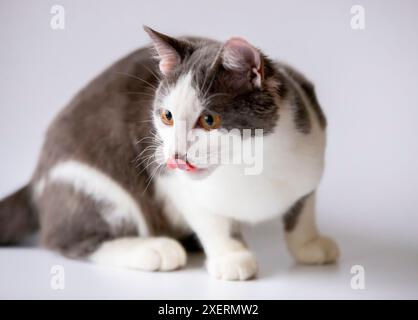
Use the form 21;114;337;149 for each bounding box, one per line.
207;250;258;281
162;72;202;125
89;237;186;271
47;160;150;236
156;72;203;159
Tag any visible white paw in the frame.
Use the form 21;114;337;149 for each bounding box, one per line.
207;250;258;281
292;236;339;265
136;238;187;271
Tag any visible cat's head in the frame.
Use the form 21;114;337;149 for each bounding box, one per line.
144;26;283;176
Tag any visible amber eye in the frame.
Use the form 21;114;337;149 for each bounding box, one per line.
199;113;221;130
160;109;173;126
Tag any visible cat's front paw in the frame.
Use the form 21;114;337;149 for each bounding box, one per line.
136;237;187;271
207;250;258;281
292;236;339;265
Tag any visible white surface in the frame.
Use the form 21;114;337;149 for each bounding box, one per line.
1;220;417;299
1;0;418;299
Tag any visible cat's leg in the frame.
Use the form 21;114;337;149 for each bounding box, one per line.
283;192;339;264
37;180;186;271
183;210;257;281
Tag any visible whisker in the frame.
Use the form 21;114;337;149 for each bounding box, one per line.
142;163;164;195
122;91;156;98
114;71;158;90
135;136;158;145
140;63;162;83
137;157;160;174
136;145;159;161
203;92;231;106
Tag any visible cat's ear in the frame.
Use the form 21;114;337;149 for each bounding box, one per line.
143;26;191;76
221;37;264;88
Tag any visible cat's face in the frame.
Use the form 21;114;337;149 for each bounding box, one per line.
145;27;282;176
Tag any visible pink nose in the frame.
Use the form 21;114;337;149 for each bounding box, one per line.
167;157;197;172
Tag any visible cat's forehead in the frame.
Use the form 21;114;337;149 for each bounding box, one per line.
157;45;222;114
162;72;202;118
155;41;279;133
164;43;222;91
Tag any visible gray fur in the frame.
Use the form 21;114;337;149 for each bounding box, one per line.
282;194;310;232
0;185;38;244
0;29;326;258
282;65;327;132
37;183;122;258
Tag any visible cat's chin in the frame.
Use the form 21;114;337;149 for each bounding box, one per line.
176;165;218;180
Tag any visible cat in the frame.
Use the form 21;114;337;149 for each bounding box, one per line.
0;26;339;281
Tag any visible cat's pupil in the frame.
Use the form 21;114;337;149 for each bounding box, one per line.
165;110;172;121
205;115;214;126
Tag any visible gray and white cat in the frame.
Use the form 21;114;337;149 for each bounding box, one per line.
0;27;339;281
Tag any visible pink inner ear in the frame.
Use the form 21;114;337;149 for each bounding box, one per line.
159;56;179;75
223;37;261;71
222;37;263;87
148;34;180;75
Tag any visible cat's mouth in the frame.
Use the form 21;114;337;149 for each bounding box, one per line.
166;157;202;173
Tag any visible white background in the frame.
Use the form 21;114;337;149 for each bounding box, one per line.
0;0;417;299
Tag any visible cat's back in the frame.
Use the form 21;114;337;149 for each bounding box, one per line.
33;46;158;181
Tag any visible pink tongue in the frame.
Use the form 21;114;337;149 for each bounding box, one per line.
167;158;196;172
167;158;178;170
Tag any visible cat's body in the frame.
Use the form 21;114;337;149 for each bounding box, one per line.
0;28;338;280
